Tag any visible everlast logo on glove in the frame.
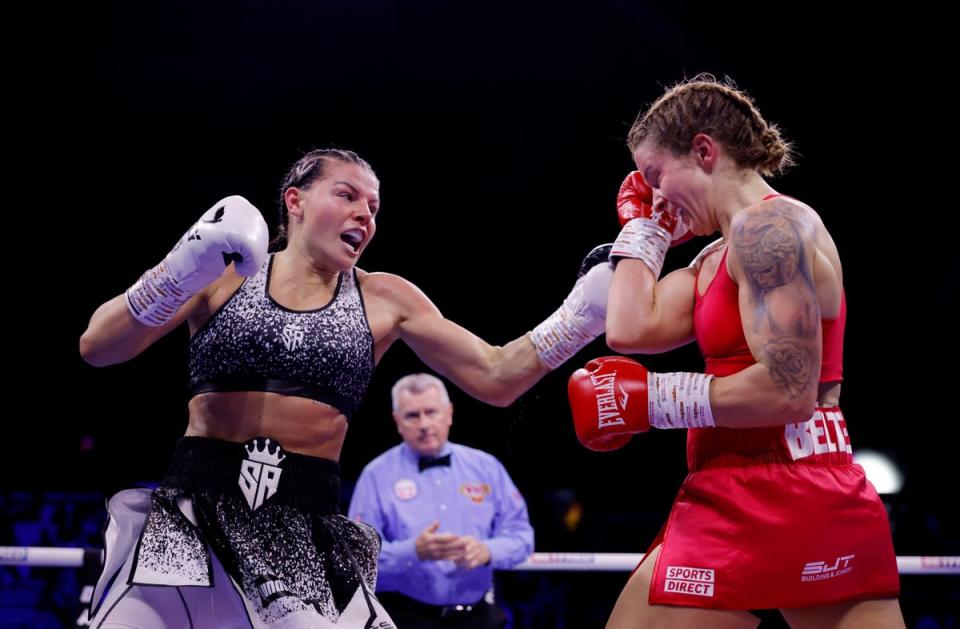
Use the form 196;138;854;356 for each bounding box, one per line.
569;356;652;452
591;372;627;429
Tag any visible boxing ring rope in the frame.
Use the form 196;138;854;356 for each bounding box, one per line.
3;547;958;575
1;546;102;568
513;553;960;575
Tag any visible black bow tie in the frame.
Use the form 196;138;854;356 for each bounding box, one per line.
418;453;451;472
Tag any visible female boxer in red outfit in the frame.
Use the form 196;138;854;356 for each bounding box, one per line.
567;75;903;628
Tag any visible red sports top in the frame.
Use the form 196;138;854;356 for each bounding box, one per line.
693;248;845;382
688;197;847;470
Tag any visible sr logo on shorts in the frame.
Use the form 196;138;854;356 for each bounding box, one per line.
239;437;287;511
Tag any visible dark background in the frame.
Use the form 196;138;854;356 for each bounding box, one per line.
10;0;958;625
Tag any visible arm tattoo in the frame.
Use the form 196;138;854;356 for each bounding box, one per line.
732;204;809;294
733;202;819;398
759;338;814;399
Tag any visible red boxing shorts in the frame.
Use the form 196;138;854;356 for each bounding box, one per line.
646;408;900;609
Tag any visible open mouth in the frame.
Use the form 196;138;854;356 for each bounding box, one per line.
339;229;364;253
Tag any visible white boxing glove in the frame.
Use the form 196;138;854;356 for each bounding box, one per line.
530;244;614;369
126;195;269;326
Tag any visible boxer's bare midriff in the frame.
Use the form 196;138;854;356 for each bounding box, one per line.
186;391;348;460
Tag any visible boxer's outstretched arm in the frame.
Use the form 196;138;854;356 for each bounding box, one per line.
371;273;547;407
366;246;613;406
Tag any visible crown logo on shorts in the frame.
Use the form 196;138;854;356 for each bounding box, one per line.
244;437;287;467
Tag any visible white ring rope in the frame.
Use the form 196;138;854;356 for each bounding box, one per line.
513;552;960;575
2;547;958;574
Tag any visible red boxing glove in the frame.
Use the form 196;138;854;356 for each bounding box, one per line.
616;172;692;246
568;356;652;452
616;171;654;226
